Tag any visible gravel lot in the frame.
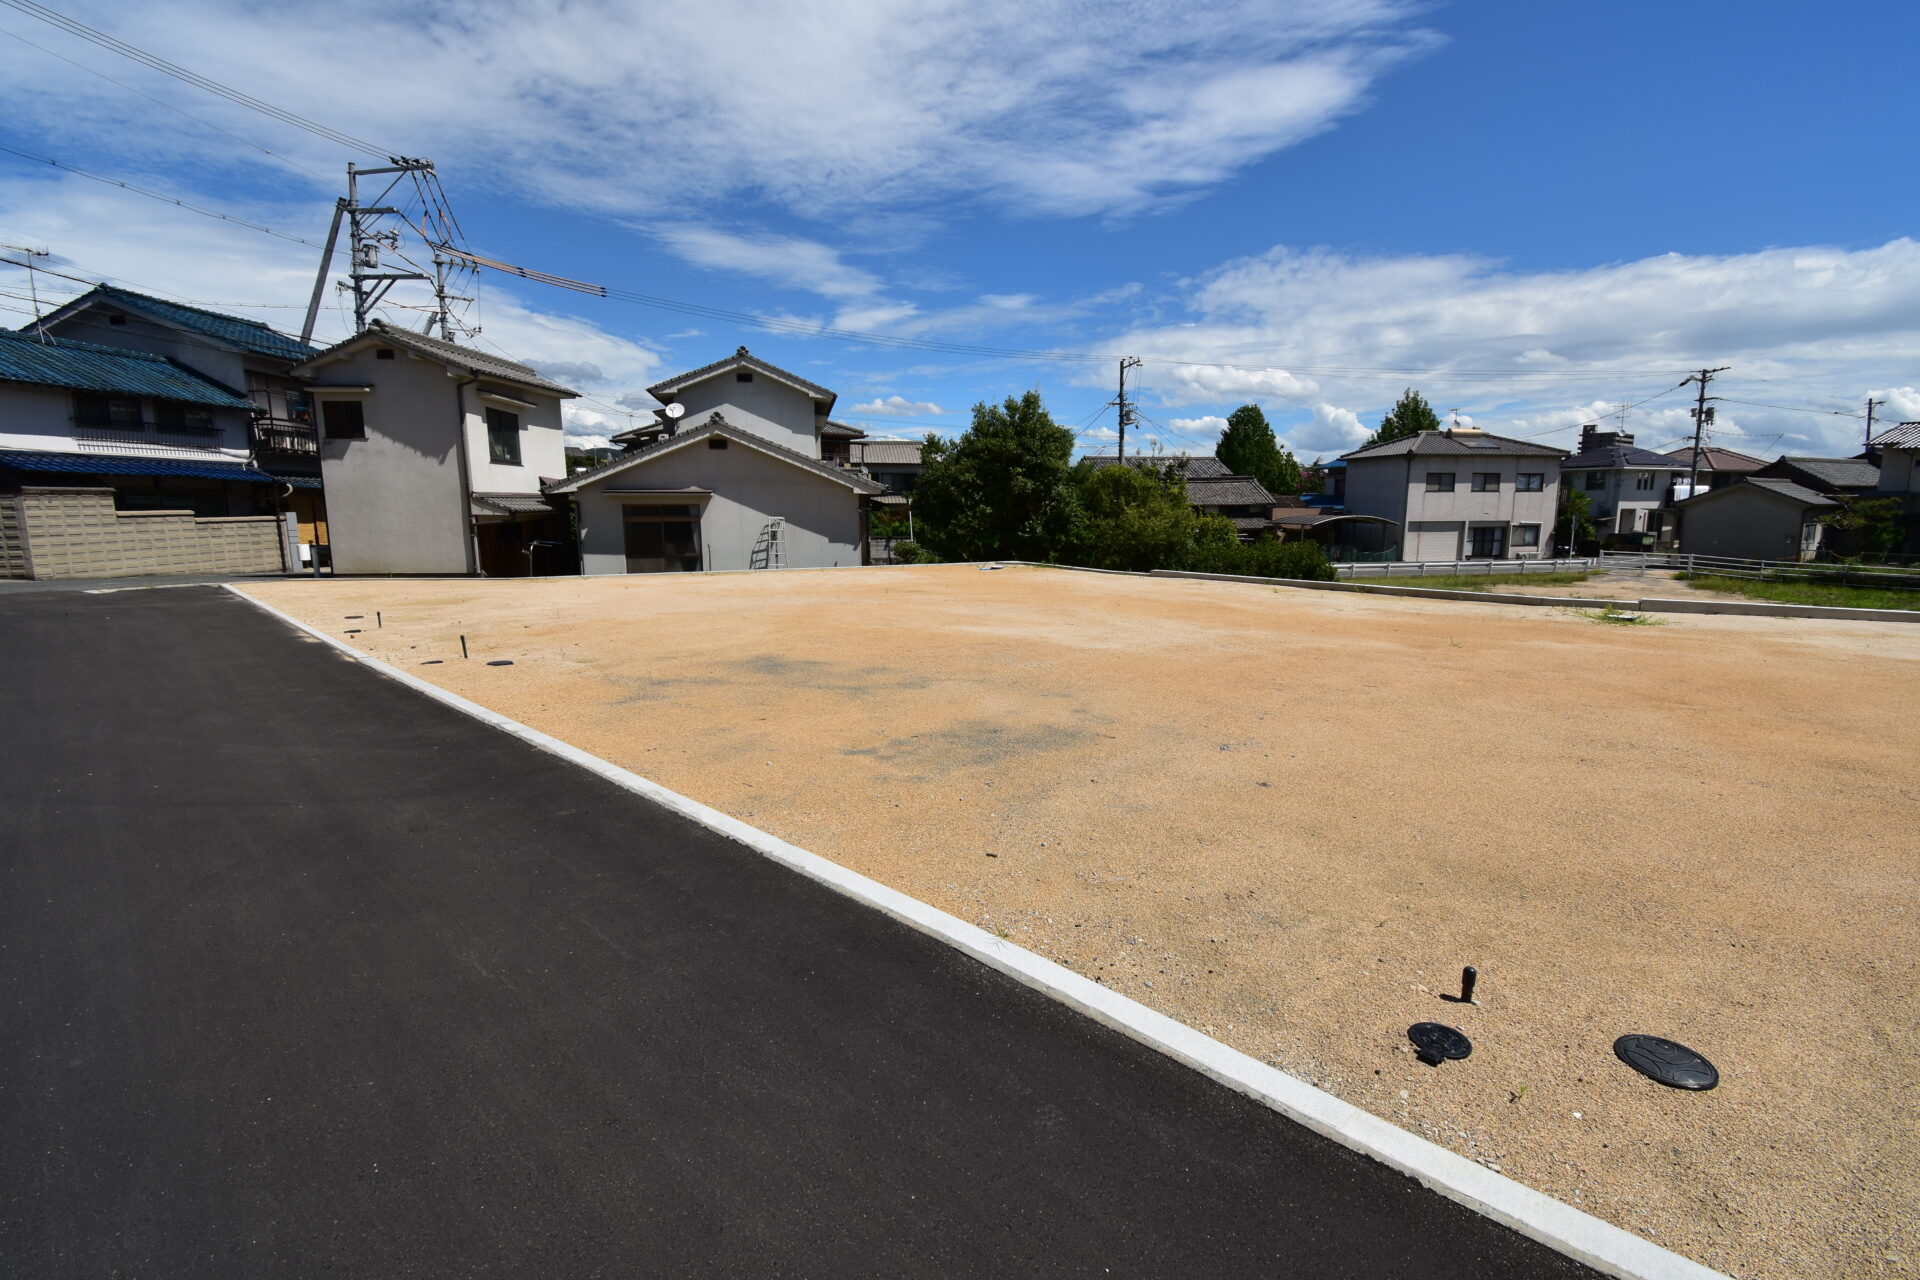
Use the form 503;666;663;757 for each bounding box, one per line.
245;565;1920;1280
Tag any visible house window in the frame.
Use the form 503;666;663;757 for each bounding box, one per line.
1585;471;1606;490
73;392;141;430
154;403;216;434
321;399;366;440
1426;472;1456;492
1468;524;1508;558
1517;472;1544;492
1472;472;1500;492
736;371;753;382
1635;472;1656;490
486;406;522;465
622;504;702;573
1514;523;1541;548
375;348;396;360
708;436;729;449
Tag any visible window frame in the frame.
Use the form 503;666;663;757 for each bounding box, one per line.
1585;471;1606;490
1513;523;1541;548
1425;471;1456;493
485;406;522;466
1635;471;1657;491
1471;472;1501;492
1516;472;1544;492
73;391;142;430
320;398;366;440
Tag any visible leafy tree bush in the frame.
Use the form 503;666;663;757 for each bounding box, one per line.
1185;530;1336;580
1215;404;1303;497
1365;388;1442;447
911;392;1078;562
1067;460;1202;571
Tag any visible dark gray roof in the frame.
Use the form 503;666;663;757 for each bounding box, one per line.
545;413;885;496
1869;422;1920;449
647;346;834;404
1186;476;1278;506
294;321;579;397
1559;444;1690;470
472;492;560;515
1270;509;1398;528
1760;456;1880;491
1342;431;1567;461
821;420;866;439
1226;516;1275;533
1680;477;1835;509
0;330;254;407
47;285;318;362
1668;445;1766;472
1082;454;1235;477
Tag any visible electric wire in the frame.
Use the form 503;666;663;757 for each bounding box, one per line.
0;143;327;246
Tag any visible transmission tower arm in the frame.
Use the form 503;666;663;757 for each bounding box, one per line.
301;197;346;343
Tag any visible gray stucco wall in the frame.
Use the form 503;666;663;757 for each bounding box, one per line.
314;348;471;575
1345;453;1560;559
572;438;864;575
1678;490;1819;560
666;375;822;458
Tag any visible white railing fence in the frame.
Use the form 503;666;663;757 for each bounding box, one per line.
1336;557;1601;580
1600;550;1920;589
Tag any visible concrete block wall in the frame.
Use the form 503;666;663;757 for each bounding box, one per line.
10;486;287;579
0;494;27;578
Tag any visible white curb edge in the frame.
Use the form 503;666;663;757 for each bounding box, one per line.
226;583;1727;1280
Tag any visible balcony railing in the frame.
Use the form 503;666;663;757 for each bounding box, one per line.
252;422;319;456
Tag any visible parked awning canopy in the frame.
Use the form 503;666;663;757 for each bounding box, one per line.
0;449;283;484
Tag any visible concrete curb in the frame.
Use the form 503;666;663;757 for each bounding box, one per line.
227;583;1727;1280
1633;595;1920;623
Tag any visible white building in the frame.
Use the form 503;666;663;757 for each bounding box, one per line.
1559;427;1690;548
291;321;577;576
549;348;884;574
1338;427;1567;561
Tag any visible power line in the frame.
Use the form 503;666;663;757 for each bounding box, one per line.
1713;396;1865;419
0;22;332;181
0;143;326;246
0;0;393;158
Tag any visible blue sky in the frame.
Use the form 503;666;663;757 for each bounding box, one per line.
2;0;1915;461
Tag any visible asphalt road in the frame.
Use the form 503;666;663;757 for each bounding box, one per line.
0;587;1594;1278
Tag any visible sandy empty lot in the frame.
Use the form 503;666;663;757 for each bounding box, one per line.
245;566;1920;1279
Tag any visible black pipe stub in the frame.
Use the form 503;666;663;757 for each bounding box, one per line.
1613;1035;1718;1091
1408;1022;1472;1066
486;659;515;666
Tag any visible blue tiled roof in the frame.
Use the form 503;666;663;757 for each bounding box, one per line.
0;330;254;407
89;285;317;362
0;449;280;484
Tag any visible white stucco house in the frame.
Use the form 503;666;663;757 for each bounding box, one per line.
1559;427;1690;548
291;321;578;576
1338;427;1567;560
547;348;884;574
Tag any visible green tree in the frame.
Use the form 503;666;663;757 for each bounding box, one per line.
1558;483;1597;554
911;391;1079;562
1068;460;1202;571
1366;388;1443;447
1823;496;1901;560
1215;403;1303;497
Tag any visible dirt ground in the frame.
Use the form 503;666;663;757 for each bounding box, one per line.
244;566;1920;1280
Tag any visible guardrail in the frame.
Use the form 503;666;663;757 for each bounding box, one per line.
1601;550;1920;589
1336;557;1601;580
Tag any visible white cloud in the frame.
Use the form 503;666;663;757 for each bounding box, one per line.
1869;386;1920;424
849;395;945;417
0;1;1433;221
657;225;883;300
1168;414;1228;440
1294;403;1365;451
1114;240;1920;456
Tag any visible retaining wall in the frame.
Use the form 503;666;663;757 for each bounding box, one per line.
1;486;288;580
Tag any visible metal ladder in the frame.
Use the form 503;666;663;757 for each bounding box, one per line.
749;517;786;570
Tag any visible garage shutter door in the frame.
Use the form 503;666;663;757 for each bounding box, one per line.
1407;521;1462;561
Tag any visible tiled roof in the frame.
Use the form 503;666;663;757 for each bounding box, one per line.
1668;445;1766;472
472;492;558;514
294;321;578;396
647;346;834;403
821;420;866;439
1559;444;1690;470
1761;455;1880;491
1186;476;1278;506
0;448;278;483
1342;431;1568;461
57;285;318;362
545;414;885;496
1082;454;1235;477
1869;422;1920;449
1226;516;1274;532
849;440;923;466
0;330;254;407
1741;477;1837;506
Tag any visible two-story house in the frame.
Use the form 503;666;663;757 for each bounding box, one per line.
37;285;327;552
1338;427;1566;560
547;347;885;574
291;320;578;576
1559;427;1690;548
1868;423;1920;555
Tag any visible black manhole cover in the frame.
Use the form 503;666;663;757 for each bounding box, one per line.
1614;1035;1718;1090
1408;1022;1472;1065
486;659;515;666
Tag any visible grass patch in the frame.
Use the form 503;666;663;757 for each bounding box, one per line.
1683;574;1920;612
1361;570;1596;592
1586;606;1661;626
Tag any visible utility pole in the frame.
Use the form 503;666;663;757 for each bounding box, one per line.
1865;396;1885;451
302;159;460;341
1682;366;1730;501
2;243;50;340
1115;356;1141;463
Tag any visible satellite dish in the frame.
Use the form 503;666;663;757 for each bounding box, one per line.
663;403;685;420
